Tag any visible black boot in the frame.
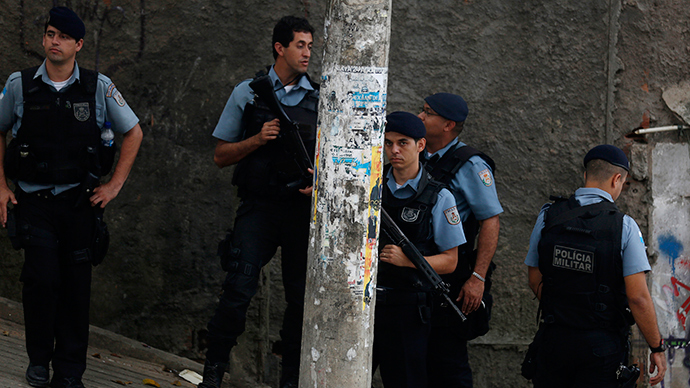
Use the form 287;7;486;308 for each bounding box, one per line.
198;360;227;388
25;363;50;387
49;376;85;388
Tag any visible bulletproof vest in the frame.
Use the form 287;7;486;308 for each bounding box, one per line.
424;143;495;251
8;66;100;184
424;143;496;289
537;195;629;330
232;73;319;200
378;166;444;290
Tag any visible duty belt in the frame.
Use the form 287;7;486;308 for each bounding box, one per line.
375;287;429;306
22;187;80;201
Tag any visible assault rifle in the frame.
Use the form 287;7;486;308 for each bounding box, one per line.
380;208;467;321
248;75;314;191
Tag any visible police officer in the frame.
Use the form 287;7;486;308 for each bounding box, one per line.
373;111;466;388
418;93;502;387
200;16;317;388
524;145;667;387
0;7;143;388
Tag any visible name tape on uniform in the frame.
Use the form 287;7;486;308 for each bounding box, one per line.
552;245;594;273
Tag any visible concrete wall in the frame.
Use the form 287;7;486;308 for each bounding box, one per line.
1;1;690;387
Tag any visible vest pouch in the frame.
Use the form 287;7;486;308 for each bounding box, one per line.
218;229;241;272
98;142;117;176
4;141;38;181
3;140;20;181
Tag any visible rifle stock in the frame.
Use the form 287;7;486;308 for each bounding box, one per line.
380;208;467;321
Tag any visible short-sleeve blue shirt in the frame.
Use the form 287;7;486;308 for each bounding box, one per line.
523;187;650;277
425;138;503;222
0;60;139;193
385;164;466;252
212;66;317;142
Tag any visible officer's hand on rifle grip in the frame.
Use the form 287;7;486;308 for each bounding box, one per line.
380;244;414;268
257;118;281;145
298;168;314;196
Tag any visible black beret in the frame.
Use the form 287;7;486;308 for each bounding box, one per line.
424;93;468;122
385;111;426;139
584;145;629;171
47;7;85;40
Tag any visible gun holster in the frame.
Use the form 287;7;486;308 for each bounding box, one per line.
218;229;241;271
74;172;101;208
91;208;109;266
6;207;22;250
616;363;640;388
521;324;545;380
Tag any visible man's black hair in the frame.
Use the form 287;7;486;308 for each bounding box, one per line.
272;16;315;59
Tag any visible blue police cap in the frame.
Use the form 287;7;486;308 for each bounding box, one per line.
424;93;468;122
47;7;85;40
583;145;629;171
385;111;426;139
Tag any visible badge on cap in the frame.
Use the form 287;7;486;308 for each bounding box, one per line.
444;206;461;225
478;168;493;187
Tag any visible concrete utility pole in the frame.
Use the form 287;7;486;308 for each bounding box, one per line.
299;0;392;387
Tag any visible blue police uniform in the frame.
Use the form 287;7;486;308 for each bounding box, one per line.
524;188;649;273
212;66;316;142
524;188;650;387
424;138;503;222
372;165;466;388
423;137;503;388
204;65;318;386
0;61;138;194
0;60;138;382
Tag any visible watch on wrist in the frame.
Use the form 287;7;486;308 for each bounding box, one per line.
649;339;665;353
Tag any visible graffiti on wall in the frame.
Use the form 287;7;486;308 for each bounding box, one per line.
655;233;690;385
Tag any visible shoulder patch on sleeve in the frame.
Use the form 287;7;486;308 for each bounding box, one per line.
106;83;116;98
112;88;126;107
0;87;5;101
478;168;493;187
444;206;461;225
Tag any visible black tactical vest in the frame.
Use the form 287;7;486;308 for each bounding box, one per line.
378;166;444;290
7;66;100;184
537;196;629;330
424;143;496;290
424;143;495;252
232;72;319;201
